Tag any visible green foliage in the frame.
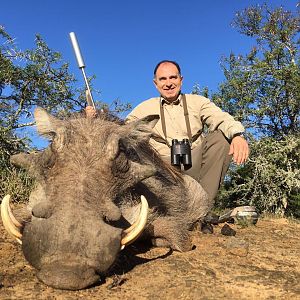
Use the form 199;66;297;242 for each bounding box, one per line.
0;27;82;201
0;128;33;202
191;83;209;98
0;165;34;203
213;4;300;216
0;26;131;133
287;193;300;218
0;26;130;202
213;4;299;138
217;135;300;216
0;30;85;131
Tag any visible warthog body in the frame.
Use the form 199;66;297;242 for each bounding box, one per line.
9;108;209;290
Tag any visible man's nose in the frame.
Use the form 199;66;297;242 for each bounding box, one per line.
165;81;173;88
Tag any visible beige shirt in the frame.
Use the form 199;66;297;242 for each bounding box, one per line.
126;94;245;157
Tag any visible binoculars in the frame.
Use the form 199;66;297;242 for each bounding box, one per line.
171;139;192;169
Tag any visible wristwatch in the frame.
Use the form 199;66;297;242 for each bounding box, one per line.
232;132;245;139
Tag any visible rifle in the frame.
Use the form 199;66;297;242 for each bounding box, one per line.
69;32;96;109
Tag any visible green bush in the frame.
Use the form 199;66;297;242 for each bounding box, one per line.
0;130;34;203
0;166;34;203
217;134;300;216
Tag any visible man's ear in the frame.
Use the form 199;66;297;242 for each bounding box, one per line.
153;78;158;89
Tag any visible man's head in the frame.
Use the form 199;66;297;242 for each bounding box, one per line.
153;60;183;102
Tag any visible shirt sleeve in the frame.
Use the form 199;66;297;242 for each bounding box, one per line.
125;104;144;123
197;96;245;139
125;98;160;124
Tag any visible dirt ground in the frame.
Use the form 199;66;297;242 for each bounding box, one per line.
0;206;299;300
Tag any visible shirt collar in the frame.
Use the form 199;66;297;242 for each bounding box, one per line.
160;93;182;105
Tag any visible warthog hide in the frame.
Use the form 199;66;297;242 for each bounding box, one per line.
8;108;209;290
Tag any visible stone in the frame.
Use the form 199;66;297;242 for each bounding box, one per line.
221;224;236;236
225;237;249;257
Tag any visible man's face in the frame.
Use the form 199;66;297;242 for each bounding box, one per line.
153;62;183;102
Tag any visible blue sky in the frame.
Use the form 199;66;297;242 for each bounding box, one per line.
2;0;298;114
1;1;299;149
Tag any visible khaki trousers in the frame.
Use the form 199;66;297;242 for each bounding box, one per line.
162;131;232;208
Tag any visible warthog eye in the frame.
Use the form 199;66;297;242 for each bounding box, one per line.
113;152;130;175
119;138;140;162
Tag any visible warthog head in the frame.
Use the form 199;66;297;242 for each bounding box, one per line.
2;108;210;290
2;108;162;290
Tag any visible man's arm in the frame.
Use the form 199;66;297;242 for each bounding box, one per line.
125;98;159;123
229;135;249;165
194;95;249;164
85;106;97;118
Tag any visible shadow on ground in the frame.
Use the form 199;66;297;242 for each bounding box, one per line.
0;207;299;300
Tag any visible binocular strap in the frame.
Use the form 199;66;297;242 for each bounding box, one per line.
160;94;193;147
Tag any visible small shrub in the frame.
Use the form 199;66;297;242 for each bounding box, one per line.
216;134;300;216
0;166;34;203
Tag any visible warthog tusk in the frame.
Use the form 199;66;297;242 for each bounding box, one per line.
1;195;23;244
7;199;23;229
120;195;148;250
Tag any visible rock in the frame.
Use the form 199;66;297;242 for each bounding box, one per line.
225;237;249;257
203;212;220;225
221;224;236;236
200;222;214;234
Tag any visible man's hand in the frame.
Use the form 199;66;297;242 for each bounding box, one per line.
229;136;249;165
85;106;97;118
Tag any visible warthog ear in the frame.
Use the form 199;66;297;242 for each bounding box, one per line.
11;152;41;177
11;153;35;170
34;107;63;138
10;148;55;179
105;115;159;160
125;115;159;142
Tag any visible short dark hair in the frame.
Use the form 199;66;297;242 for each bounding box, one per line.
153;60;181;76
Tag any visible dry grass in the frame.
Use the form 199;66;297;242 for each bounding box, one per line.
0;167;34;203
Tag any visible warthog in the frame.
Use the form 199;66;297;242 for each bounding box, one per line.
1;108;209;290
